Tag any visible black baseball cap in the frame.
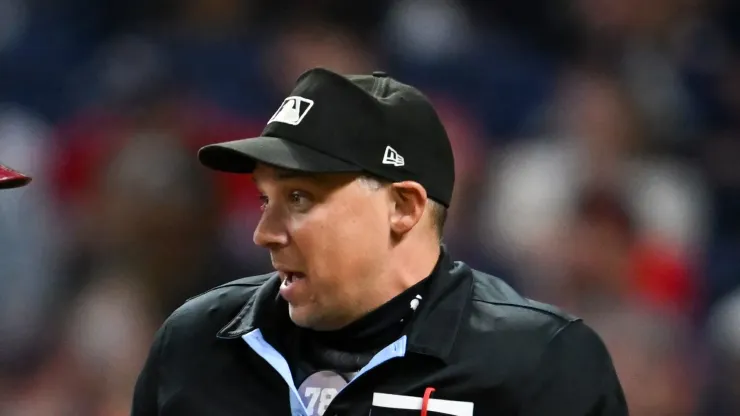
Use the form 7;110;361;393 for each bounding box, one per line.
197;67;455;206
0;164;31;189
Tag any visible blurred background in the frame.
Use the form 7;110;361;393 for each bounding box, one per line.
0;0;739;414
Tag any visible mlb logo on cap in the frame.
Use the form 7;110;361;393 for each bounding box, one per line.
268;96;314;126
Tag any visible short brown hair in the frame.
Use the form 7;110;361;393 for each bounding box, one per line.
358;175;447;240
427;199;447;240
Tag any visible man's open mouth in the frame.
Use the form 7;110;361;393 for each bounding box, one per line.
283;271;306;285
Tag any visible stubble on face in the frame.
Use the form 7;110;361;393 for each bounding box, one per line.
252;165;392;330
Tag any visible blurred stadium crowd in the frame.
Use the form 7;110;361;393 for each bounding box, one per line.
0;0;739;414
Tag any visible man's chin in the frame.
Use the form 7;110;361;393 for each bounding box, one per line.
288;304;315;328
288;305;338;331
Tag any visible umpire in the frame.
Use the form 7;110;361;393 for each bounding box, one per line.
0;163;31;189
132;68;628;415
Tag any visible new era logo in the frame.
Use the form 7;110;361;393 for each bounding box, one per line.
268;96;314;126
382;146;404;167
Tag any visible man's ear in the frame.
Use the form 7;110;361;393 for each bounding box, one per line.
389;181;427;237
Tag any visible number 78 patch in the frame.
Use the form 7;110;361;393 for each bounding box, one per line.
298;371;349;416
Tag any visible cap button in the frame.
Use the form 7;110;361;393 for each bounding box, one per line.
372;71;388;78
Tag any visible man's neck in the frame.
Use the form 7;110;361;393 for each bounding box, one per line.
301;243;442;357
384;240;441;294
325;241;442;331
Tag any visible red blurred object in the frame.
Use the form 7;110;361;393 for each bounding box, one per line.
630;241;697;313
0;164;31;189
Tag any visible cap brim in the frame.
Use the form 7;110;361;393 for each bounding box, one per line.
0;165;31;189
198;136;361;174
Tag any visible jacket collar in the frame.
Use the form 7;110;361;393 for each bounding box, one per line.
216;246;472;364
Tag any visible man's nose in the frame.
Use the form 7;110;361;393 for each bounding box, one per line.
253;209;289;249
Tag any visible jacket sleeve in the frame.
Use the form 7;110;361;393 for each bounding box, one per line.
131;321;170;416
517;320;629;416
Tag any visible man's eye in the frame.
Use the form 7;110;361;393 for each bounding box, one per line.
289;191;311;208
290;191;304;203
258;194;269;210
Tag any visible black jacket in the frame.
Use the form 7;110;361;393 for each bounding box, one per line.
131;252;628;415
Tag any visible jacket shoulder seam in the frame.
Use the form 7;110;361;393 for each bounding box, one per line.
470;298;580;323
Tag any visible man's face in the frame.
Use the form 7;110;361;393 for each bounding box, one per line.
252;164;392;330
